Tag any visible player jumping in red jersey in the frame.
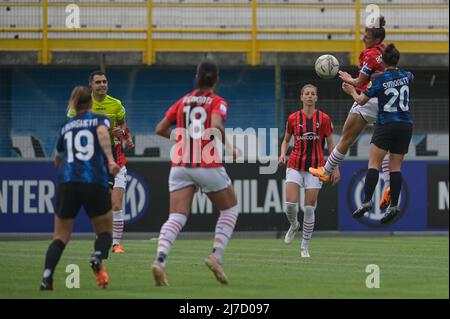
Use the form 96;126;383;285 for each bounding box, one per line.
310;16;391;209
279;84;340;257
151;59;240;286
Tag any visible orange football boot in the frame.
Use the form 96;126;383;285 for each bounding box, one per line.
308;167;330;183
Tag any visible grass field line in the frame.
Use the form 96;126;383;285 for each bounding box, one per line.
2;251;447;273
2;244;448;264
1;244;448;263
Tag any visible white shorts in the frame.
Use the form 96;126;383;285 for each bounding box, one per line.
285;168;322;189
349;97;378;124
113;166;127;189
169;166;232;193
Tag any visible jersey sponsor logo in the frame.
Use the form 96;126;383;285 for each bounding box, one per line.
296;132;319;141
347;168;409;227
123;172;150;224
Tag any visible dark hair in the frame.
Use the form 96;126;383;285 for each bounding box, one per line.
366;15;386;42
68;86;92;113
196;59;218;89
382;43;400;67
88;70;107;83
300;84;318;96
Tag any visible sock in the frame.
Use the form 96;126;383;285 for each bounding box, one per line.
285;202;299;227
390;172;402;207
301;206;315;249
156;213;187;267
112;210;124;246
42;239;66;280
381;154;390;186
93;232;112;261
324;148;345;175
213;205;239;264
364;168;379;203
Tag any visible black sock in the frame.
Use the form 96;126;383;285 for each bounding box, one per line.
94;232;112;261
390;172;402;207
363;168;379;203
43;239;66;279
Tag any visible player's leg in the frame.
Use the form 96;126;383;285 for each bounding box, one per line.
284;168;302;244
40;217;75;290
353;143;387;218
380;153;405;224
379;153;392;209
310;100;378;181
111;166;127;253
206;185;238;285
90;213;113;288
301;173;322;257
152;167;195;286
40;183;78;291
85;184;113;288
203;167;238;285
380;123;412;224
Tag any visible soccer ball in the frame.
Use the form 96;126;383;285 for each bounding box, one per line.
314;54;339;79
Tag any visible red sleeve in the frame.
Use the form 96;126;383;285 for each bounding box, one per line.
286;116;294;135
360;50;380;76
165;99;181;124
322;113;333;137
211;98;228;122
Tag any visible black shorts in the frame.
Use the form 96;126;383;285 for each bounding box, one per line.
56;183;112;219
371;122;413;155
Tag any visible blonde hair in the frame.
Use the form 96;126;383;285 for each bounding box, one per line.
300;84;318;96
67;86;92;113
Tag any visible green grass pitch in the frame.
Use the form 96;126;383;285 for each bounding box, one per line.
0;236;448;299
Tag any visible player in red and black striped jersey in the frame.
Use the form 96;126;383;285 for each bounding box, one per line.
279;84;340;257
310;16;392;209
151;59;240;286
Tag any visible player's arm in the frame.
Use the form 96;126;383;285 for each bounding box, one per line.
342;82;370;105
338;70;370;88
325;135;340;185
155;117;173;139
114;119;134;150
279;129;292;166
97;125;120;176
54;133;64;169
211;113;240;159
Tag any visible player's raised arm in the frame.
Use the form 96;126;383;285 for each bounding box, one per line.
339;70;370;88
342;82;370;106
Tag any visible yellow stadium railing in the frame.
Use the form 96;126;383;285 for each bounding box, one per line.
0;0;448;66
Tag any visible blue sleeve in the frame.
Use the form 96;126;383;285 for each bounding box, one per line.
56;131;64;153
363;79;381;98
407;71;414;82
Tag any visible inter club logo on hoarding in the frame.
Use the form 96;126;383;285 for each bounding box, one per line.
347;168;409;228
124;172;149;224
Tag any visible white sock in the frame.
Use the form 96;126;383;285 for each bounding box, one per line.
213;205;239;263
301;205;315;249
285;202;299;227
156;213;187;266
324;147;345;175
112;210;124;246
381;154;390;186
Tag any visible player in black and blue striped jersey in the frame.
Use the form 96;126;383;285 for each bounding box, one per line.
342;43;413;225
40;86;120;291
